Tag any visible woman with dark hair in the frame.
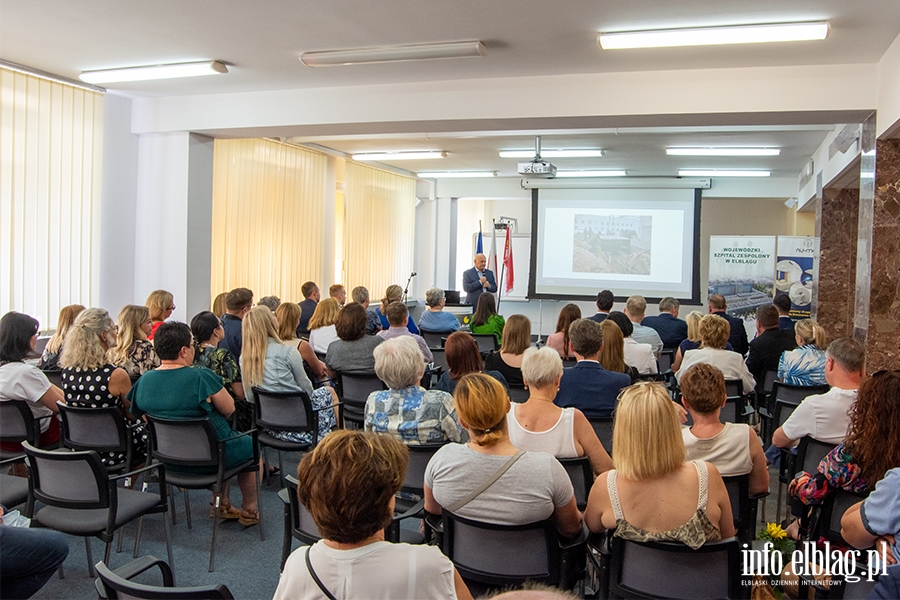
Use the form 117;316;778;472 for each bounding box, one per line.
434;331;507;394
325;303;383;375
469;293;504;346
275;430;472;599
0;312;64;455
38;304;85;370
546;303;581;359
190;311;251;431
598;320;640;383
607;311;657;376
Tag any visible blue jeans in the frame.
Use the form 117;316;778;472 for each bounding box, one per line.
0;526;69;599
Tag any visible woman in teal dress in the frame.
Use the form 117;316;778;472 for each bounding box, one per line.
469;293;505;347
127;321;260;525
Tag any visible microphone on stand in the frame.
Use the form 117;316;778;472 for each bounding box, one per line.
403;272;417;302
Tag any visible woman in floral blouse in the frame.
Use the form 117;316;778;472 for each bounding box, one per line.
109;305;160;378
190;311;251;431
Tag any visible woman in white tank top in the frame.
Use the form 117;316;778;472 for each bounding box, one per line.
507;347;612;476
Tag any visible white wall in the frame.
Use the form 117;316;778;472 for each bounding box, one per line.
877;31;900;138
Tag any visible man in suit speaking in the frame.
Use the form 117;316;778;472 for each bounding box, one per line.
462;253;497;305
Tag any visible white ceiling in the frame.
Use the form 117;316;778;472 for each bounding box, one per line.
3;0;896;187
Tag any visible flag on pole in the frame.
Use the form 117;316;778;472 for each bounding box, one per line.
502;226;515;294
487;222;499;279
476;221;483;255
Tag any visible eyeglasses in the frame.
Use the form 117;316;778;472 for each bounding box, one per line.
168;305;176;311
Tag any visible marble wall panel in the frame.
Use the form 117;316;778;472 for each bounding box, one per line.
816;188;858;341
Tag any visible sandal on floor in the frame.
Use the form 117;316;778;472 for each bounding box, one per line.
209;505;242;520
238;510;260;527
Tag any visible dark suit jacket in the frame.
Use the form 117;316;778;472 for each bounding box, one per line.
296;298;317;336
462;267;497;305
712;310;749;356
554;361;632;418
779;316;796;333
218;313;244;361
641;313;688;348
587;312;609;323
746;327;797;392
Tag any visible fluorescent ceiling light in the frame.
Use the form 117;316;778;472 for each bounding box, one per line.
599;21;829;50
79;61;227;84
679;170;770;177
555;170;627;178
418;171;497;179
499;149;603;158
352;151;447;161
301;41;485;67
666;147;781;156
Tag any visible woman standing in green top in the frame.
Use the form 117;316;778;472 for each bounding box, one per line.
470;293;505;346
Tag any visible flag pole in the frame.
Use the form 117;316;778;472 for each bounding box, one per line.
497;222;505;312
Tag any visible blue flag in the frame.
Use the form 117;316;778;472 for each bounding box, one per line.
476;228;483;254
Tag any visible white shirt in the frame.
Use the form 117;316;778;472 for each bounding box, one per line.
623;337;657;374
781;386;856;445
0;361;53;432
507;404;578;458
676;347;756;394
274;540;458;600
631;321;663;356
308;324;340;355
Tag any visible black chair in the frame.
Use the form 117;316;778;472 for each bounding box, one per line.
776;436;836;525
561;357;578;369
144;416;262;572
760;382;830;446
431;348;450;373
0;399;52;460
557;456;593;511
385;442;448;544
657;349;675;379
252;387;336;485
58;404;134;474
441;510;587;591
507;385;530;403
0;455;30;511
279;475;323;571
95;556;234;599
336;372;386;428
421;330;455;348
606;534;744;599
721;474;766;544
43;369;63;389
470;333;500;354
722;379;755;423
587;416;614;456
808;487;869;546
23;442;173;578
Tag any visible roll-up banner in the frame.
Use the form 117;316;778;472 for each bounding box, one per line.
775;236;818;321
708;236;777;335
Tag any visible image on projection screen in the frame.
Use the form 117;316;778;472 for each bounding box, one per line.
572;214;652;275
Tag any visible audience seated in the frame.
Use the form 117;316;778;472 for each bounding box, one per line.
584;381;736;547
510;347;612;476
624;295;663;356
376;302;433;362
0;508;69;599
376;285;420;335
419;288;461;333
672;310;735;373
37;303;84;370
0;312;64;455
607;312;656;375
128;321;259;525
597;320;640;382
275;430;472;600
675;314;756;393
110;304;160;378
351;285;382;335
641;297;688;349
59;308;146;467
365;336;467;444
434;331;507;394
679;364;768;496
777;318;827;386
296;281;319;337
773;294;795;333
555;319;631;418
469;293;505;347
587;290;614;323
257;295;281;312
329;284;346;307
307;298;341;355
218;287;254;361
708;294;749;357
545;303;581;359
274;302;329;381
145;289;175;340
326;303;384;375
483;314;531;386
424;373;583;539
746;304;797;394
191;311;251;432
241;307;337;445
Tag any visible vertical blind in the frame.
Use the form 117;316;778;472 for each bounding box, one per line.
211;138;327;303
344;162;416;300
0;67;103;329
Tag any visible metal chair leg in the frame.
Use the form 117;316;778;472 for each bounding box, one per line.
280;500;292;571
776;483;784;524
85;538;95;577
256;470;265;542
168;484;177;524
133;515;144;557
116;525;125;553
209;493;221;572
278;451;284;487
184;488;192;529
164;507;175;585
104;540;112;566
57;566;65;579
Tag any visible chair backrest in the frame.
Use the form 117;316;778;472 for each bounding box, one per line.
145;416;219;469
609;535;742;600
284;475;322;546
403;443;447;495
338;372;386;410
587;416;614;456
430;349;450;373
43;369;63;389
561;357;578;369
252;387;316;439
773;400;799;430
470;333;499;353
813;488;868;545
58;404;130;456
421;330;454;348
95;559;234;599
771;381;830;408
762;370;778;394
724;379;743;399
23;441;110;510
795;437;837;475
507;385;530;404
721;475;750;536
0;400;42;445
442;510;559;586
557;456;593;511
657;350;675;374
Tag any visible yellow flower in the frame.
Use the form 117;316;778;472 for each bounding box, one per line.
766;522;787;540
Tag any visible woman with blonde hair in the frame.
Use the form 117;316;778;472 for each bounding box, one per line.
38;304;85;370
375;284;420;335
212;292;228;318
545;303;581;359
109;305;160;378
241;306;337;444
424;373;583;538
673;311;735;373
483;314;530;387
675;314;755;393
584;382;735;548
60;308;146;466
777;318;827;386
145;289;175;340
274;302;329;380
307;298;341;355
598;320;640;383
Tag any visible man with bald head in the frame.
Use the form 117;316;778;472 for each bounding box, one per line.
462;253;497;305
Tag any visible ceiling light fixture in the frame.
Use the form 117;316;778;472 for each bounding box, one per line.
352;151;447;161
679;170;771;177
599;21;829;50
417;171;497;179
79;60;228;84
301;41;485;67
555;170;627;178
499;149;603;158
666;147;781;156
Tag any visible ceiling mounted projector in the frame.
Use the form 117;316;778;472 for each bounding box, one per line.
517;136;557;178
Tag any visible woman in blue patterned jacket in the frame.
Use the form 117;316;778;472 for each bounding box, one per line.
778;318;827;386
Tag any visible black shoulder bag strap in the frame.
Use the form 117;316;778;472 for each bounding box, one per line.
305;546;338;600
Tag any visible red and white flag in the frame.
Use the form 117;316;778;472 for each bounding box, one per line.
487;223;499;278
502;226;514;294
